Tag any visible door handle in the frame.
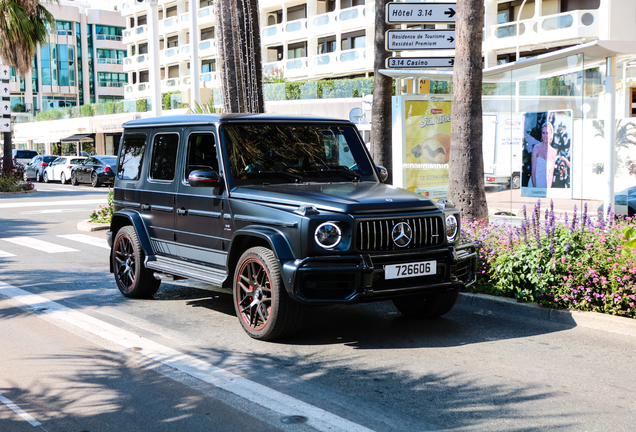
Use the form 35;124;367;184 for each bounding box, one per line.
177;208;187;216
141;204;150;211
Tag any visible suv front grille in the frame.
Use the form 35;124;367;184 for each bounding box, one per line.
356;216;445;252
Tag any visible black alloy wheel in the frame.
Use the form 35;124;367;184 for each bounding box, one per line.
233;247;303;341
70;172;78;186
112;226;160;298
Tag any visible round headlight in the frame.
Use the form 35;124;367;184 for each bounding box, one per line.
314;222;342;249
445;214;459;242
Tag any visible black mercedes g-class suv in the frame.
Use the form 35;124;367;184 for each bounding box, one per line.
107;114;476;340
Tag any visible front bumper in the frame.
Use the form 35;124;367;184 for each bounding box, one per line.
281;243;477;304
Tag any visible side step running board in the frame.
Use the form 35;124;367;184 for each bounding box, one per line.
146;256;227;286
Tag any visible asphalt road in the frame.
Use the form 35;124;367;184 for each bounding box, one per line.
0;182;635;431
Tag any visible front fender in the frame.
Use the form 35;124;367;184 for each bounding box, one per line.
108;210;154;273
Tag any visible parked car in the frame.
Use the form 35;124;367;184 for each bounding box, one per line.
597;185;636;217
43;156;87;184
70;155;117;187
12;149;38;167
107;114;477;340
23;155;58;182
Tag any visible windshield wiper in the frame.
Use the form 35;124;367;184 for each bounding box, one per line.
304;165;360;181
254;170;303;183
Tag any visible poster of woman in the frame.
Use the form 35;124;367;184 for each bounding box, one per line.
521;110;573;198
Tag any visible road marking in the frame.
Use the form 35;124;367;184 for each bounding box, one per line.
0;392;41;427
57;234;109;250
2;237;79;253
0;199;105;209
0;250;16;258
0;282;374;432
23;209;89;215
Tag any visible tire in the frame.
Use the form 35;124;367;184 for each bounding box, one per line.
392;289;459;318
233;246;303;341
511;173;521;190
70;172;78;186
91;172;101;187
112;226;160;298
60;173;66;184
36;171;41;182
43;172;49;183
23;171;28;181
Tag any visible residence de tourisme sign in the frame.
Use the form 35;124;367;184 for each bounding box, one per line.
385;1;457;69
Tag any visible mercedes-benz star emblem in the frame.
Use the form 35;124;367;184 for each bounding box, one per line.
392;222;413;247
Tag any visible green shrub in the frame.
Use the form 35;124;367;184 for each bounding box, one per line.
89;188;113;223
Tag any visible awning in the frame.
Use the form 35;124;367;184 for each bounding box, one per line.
59;133;94;143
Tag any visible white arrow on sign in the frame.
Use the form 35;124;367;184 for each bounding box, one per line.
386;3;456;24
386;57;455;69
386;30;455;51
0;66;9;79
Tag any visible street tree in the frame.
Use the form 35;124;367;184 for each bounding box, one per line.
0;0;54;173
448;0;488;221
370;0;393;185
215;0;264;114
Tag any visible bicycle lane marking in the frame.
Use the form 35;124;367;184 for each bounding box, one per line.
0;281;375;432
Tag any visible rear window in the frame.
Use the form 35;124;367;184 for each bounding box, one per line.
16;150;37;158
43;156;57;163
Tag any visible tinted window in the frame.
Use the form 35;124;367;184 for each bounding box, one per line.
150;133;179;181
43;156;57;163
16;150;38;158
223;124;373;185
70;158;84;164
118;133;146;180
99;156;118;166
185;133;218;180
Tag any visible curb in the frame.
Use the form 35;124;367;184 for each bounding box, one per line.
458;292;636;337
0;188;37;195
77;219;110;232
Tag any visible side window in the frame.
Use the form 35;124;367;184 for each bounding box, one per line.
185;133;218;180
118;133;146;180
150;133;179;181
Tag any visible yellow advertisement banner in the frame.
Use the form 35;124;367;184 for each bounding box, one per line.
404;99;452;199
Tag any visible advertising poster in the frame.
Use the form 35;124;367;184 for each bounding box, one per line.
403;98;452;198
521;109;573;198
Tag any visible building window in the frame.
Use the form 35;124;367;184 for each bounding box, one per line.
167;36;178;48
56;21;72;35
287;4;306;21
139;70;149;83
288;42;307;59
317;36;336;54
200;26;214;40
341;0;364;9
317;0;336;14
97;49;126;64
201;59;216;72
341;30;365;50
137;15;147;26
95;25;124;41
166;5;178;17
139;43;149;54
98;72;128;87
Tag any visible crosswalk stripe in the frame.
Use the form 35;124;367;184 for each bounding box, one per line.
57;234;110;250
0;199;105;209
0;250;16;258
2;237;79;253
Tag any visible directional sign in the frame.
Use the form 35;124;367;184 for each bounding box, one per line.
0;101;10;115
0;119;10;133
0;83;9;96
386;57;455;69
386;2;456;24
386;30;455;51
0;66;9;80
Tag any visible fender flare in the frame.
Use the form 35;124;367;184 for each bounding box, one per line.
109;210;154;272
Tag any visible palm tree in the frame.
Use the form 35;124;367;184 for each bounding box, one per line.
215;0;264;113
0;0;54;173
448;0;488;221
370;0;393;185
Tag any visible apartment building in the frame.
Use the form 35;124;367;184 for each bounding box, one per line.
12;0;127;114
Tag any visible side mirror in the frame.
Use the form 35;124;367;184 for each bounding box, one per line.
188;169;220;188
376;165;389;182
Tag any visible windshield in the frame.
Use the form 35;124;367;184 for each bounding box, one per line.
223;124;375;186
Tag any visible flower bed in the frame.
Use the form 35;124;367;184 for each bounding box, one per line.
463;201;636;318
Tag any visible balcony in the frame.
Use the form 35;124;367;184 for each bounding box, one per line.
488;9;600;52
200;72;219;88
262;23;284;44
178;12;190;30
162;78;180;90
160;16;178;33
199;39;217;56
160;47;180;65
284;57;308;79
179;44;191;61
197;5;215;26
310;12;338;36
285;18;308;40
97;58;124;65
337;5;367;32
123;25;148;44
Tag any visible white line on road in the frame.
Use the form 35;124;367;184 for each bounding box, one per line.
0;282;374;432
57;234;109;250
0;392;42;427
2;237;79;253
23;209;89;215
0;250;16;258
0;199;105;209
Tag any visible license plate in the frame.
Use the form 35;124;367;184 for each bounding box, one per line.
384;261;437;280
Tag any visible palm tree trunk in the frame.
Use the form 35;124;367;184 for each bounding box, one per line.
448;0;488;221
370;0;393;184
216;0;241;113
